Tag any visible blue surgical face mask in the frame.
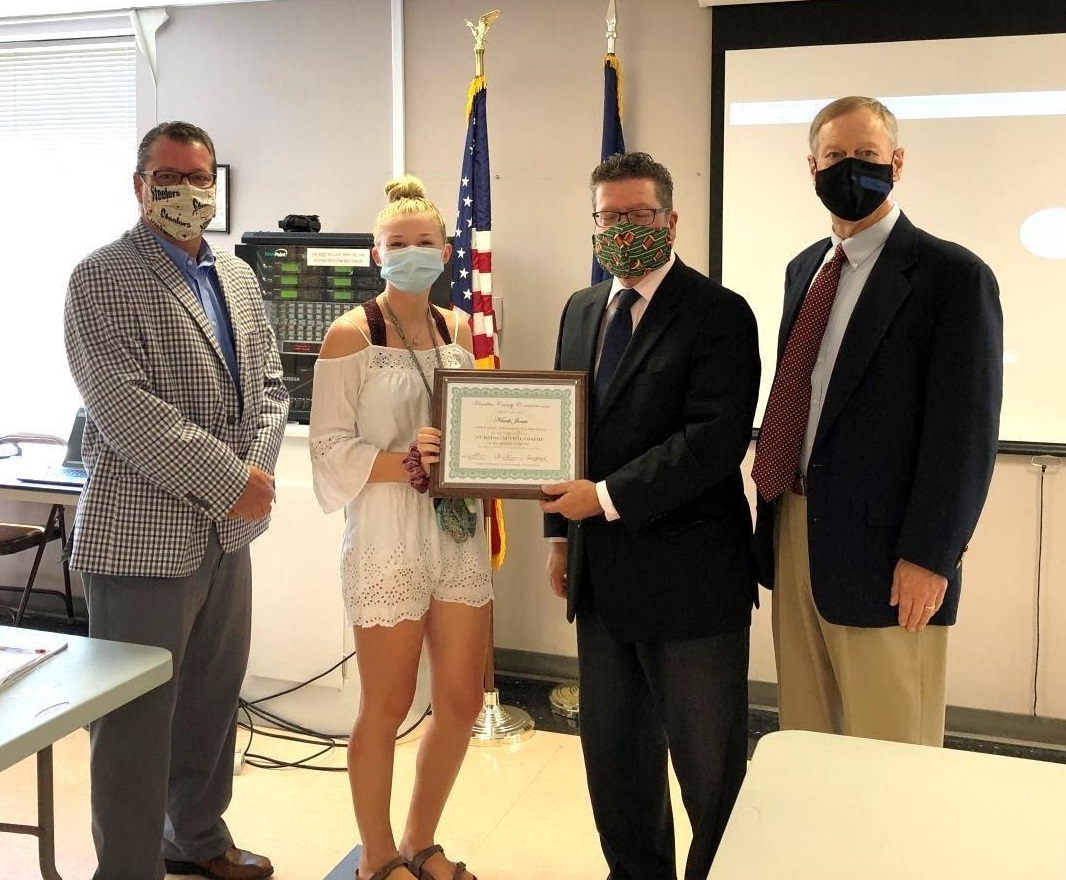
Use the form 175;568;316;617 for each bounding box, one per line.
379;245;445;294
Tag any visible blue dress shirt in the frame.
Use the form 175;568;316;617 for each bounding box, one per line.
151;231;241;399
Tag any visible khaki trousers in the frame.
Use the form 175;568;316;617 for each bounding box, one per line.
771;491;948;746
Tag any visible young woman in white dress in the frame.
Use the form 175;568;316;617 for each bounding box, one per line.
310;176;492;880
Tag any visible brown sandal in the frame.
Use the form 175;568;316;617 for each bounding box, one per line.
362;855;410;880
408;845;476;880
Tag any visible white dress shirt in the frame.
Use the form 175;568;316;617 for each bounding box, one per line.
800;203;901;472
595;252;677;520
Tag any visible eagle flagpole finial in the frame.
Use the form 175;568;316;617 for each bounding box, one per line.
466;9;500;78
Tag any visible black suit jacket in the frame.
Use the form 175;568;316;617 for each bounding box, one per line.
545;258;761;643
753;213;1003;627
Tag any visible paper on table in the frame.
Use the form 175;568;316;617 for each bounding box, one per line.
0;631;68;691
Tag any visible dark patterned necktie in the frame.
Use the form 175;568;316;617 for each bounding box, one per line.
752;244;847;501
595;287;641;406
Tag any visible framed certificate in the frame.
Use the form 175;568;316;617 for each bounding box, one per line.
430;370;588;500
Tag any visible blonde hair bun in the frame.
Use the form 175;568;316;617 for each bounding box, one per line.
374;174;446;242
384;175;427;203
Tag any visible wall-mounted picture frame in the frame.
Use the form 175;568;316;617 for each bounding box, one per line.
205;163;230;233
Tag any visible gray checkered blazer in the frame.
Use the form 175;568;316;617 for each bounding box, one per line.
64;220;289;577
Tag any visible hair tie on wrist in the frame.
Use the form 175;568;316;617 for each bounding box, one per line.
402;441;430;494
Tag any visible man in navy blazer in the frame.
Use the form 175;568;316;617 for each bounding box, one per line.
543;152;760;879
752;97;1003;746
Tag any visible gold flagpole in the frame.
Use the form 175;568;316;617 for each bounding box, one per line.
464;7;534;748
547;0;621;726
470;8;498;77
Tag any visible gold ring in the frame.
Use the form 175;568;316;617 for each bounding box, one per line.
924;604;937;610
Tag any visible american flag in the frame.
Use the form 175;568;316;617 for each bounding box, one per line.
592;53;626;285
451;76;499;369
451;73;506;568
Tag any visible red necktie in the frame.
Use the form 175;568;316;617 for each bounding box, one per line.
752;244;846;502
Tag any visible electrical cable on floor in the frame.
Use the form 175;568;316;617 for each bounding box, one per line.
237;647;433;771
243;649;353;705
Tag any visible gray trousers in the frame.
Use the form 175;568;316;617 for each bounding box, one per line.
83;529;252;880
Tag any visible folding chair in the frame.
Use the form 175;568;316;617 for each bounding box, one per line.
0;436;75;626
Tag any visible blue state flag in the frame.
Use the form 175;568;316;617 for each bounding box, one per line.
593;53;626;285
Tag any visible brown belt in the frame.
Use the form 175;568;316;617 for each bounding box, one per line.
790;475;808;496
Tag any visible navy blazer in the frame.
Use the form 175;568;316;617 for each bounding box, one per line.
545;258;761;643
753;213;1003;627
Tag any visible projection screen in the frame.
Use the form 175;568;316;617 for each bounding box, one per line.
710;1;1066;450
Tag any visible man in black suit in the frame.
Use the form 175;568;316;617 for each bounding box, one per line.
542;152;760;880
752;96;1003;746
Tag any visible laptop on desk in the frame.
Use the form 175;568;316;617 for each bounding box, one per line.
15;410;87;488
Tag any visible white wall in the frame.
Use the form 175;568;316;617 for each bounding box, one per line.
147;0;394;250
744;452;1066;720
3;0;1065;725
403;0;1066;724
0;0;393;610
404;0;715;661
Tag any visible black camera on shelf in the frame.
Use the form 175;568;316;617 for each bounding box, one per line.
278;214;322;233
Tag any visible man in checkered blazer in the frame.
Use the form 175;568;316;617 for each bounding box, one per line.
64;121;288;880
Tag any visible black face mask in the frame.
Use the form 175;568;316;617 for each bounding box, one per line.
814;157;894;222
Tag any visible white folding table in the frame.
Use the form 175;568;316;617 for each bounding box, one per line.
711;729;1066;879
0;626;172;879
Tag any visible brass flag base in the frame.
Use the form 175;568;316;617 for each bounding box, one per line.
549;682;580;719
470;688;535;747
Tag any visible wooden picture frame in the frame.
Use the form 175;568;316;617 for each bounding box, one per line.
205;163;230;233
430;369;588;500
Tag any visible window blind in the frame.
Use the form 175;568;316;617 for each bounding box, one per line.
0;40;136;437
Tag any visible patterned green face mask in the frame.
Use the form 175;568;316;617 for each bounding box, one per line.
593;222;672;279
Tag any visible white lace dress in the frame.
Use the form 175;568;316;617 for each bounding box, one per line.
309;331;493;628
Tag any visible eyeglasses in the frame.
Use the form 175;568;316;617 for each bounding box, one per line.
592;208;670;228
139;170;216;188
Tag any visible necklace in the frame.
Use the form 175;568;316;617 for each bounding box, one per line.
380;295;474;545
380;295;443;399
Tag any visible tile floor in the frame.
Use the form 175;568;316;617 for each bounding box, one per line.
0;714;691;880
0;614;664;880
5;613;1065;878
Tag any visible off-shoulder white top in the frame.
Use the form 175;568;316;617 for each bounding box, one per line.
309;318;492;627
